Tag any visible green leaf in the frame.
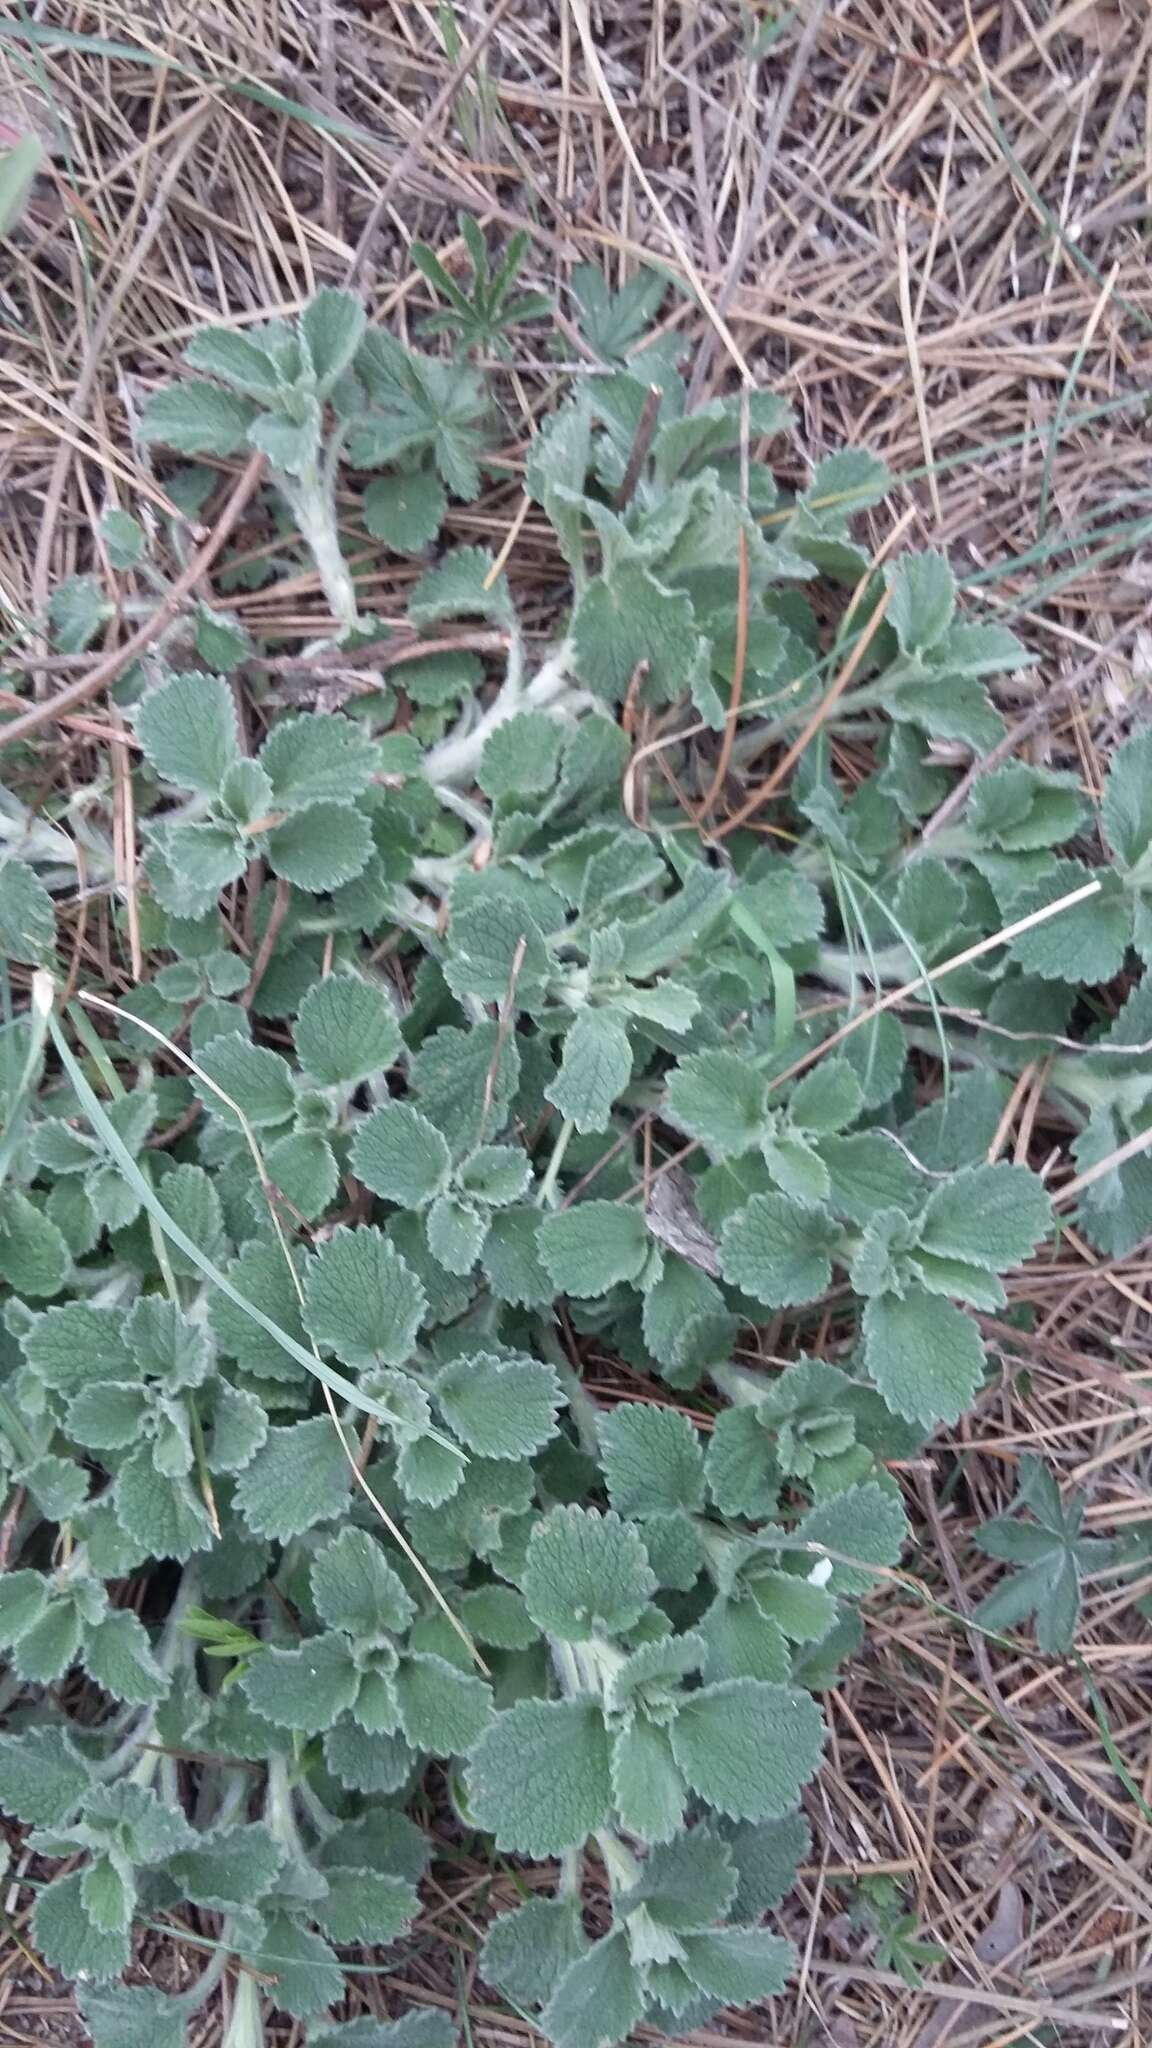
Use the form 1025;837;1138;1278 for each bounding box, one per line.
805;446;891;515
78;1984;188;2048
294;974;401;1086
465;1697;613;1856
266;800;373;892
482;1897;589;2009
665;1050;765;1157
1103;727;1152;868
863;1288;985;1427
479;709;564;801
720;1192;840;1307
312;2016;453;2048
541;1930;644;2048
788;1059;864;1136
264;1130;338;1222
233;1417;352;1540
610;1717;687;1841
134;671;240;795
818;1131;923;1223
458;1144;531;1206
796;1482;909;1595
115;1448;215;1562
572;566;698;702
303;1225;427;1368
0;132;43;237
363;469;446;551
969;761;1087;852
208;1240;310;1383
195;604;252;673
915;1161;1051;1271
260;712;379;809
34;1871;129;1984
409;546;512;628
409;1019;520;1151
248;404;320;475
0;858;55;965
547;1009;633;1137
147;820;246;916
126;1295;213;1388
425;1191;487;1273
49;573;110;653
245;1914;342;2018
301;287;367;391
0;1189;70;1295
394;1650;492;1752
311;1527;416;1639
679;1928;796;2004
0;1726;91;1825
0;1575;51;1656
82;1855;133;1934
704;1407;779;1519
669;1677;824;1821
538;1200;650;1296
195;1030;296;1128
184;324;284;398
600;1403;705;1517
139;380;257;455
748;1570;836;1642
436;1350;562;1459
522;1505;656;1640
457;1583;539;1649
1008;861;1128;984
242;1633;360;1731
717;1816;808;1924
482;1204;552;1307
396;1431;466;1508
886;549;956;654
83;1608;168;1705
20;1301;135;1392
311;1866;418;1944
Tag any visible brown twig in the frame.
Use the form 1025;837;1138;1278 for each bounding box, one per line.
0;452;266;752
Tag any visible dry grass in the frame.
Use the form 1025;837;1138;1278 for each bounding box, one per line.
3;0;1152;2043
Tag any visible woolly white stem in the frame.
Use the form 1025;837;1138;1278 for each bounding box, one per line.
422;643;581;787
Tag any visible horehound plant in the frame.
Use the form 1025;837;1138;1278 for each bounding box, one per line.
1;269;1149;2048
